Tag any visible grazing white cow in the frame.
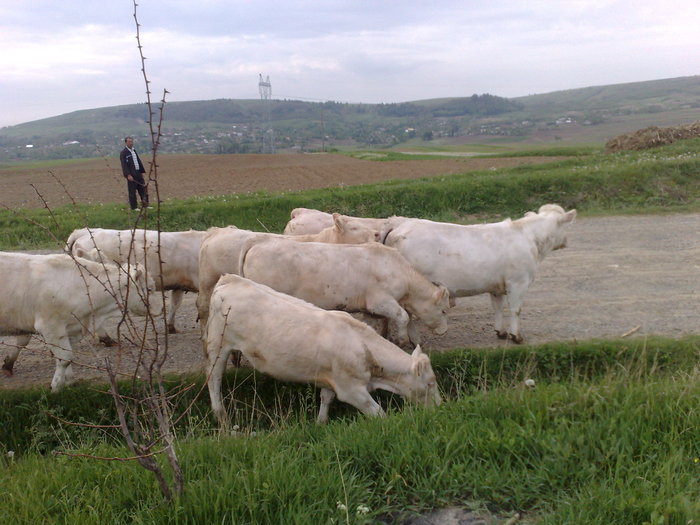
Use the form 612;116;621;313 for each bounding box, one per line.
384;204;577;343
197;215;377;330
238;237;450;347
205;274;442;426
0;252;163;392
283;208;405;243
66;227;206;339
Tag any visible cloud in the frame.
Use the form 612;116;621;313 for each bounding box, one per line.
1;0;699;126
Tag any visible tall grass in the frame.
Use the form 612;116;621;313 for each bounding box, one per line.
1;338;700;523
2;353;699;524
3;337;697;455
1;139;699;250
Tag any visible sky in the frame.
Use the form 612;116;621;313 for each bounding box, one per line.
2;0;699;128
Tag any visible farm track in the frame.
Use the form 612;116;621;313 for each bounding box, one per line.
2;212;698;391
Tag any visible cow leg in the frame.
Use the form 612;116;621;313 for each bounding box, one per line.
335;385;385;418
204;311;232;428
196;283;216;337
505;279;530;344
206;346;232;429
96;320;116;347
490;293;508;339
1;335;31;376
45;334;75;393
317;388;336;424
366;296;411;347
167;290;184;334
407;318;422;346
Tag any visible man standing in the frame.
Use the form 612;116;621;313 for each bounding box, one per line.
120;136;149;210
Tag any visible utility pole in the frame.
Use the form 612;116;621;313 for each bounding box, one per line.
258;74;275;154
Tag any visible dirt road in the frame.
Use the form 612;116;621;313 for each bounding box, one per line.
2;212;698;391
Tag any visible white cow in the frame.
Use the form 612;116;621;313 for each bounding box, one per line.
384;204;577;343
0;252;163;392
205;274;442;426
283;208;405;243
66;227;206;340
238;237;451;347
197;214;378;330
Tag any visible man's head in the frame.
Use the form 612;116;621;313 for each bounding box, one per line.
124;137;134;148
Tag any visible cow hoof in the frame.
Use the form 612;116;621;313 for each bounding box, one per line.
167;325;178;334
99;336;116;347
496;330;508;340
509;333;524;344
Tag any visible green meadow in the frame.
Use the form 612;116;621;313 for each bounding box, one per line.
1;139;699;524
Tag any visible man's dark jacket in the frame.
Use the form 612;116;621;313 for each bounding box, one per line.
120;147;146;179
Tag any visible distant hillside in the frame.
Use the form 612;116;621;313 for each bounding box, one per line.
2;75;700;161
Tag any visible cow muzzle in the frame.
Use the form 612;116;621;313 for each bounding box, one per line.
433;320;449;336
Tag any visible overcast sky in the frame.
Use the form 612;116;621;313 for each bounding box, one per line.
2;0;698;128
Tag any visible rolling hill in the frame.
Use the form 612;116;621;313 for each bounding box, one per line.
1;75;699;161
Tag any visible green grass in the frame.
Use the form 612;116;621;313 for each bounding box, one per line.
1;138;700;251
1;337;699;524
1;337;699;523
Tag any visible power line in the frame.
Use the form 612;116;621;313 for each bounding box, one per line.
258;74;275;154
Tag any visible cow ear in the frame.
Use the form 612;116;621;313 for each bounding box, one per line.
411;345;426;377
433;285;449;304
332;212;344;232
558;209;577;225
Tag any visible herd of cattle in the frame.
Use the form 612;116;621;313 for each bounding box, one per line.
0;204;576;425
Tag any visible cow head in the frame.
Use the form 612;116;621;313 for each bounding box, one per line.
408;283;450;335
125;264;165;318
332;213;380;243
536;204;577;252
406;345;442;407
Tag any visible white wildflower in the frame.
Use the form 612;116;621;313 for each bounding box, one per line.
356;504;370;515
336;502;347;512
524;378;536;388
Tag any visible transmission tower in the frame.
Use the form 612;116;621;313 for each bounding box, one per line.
258;74;275;153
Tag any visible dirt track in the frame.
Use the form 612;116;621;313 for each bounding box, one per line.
2;212;698;391
1;154;698;390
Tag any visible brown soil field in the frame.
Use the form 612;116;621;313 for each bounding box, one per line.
1;153;563;209
1;154;698;393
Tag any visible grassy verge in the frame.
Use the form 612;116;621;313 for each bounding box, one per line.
1;337;699;524
3;336;697;454
1;138;699;250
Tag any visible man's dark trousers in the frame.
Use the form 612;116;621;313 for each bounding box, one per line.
127;175;148;210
